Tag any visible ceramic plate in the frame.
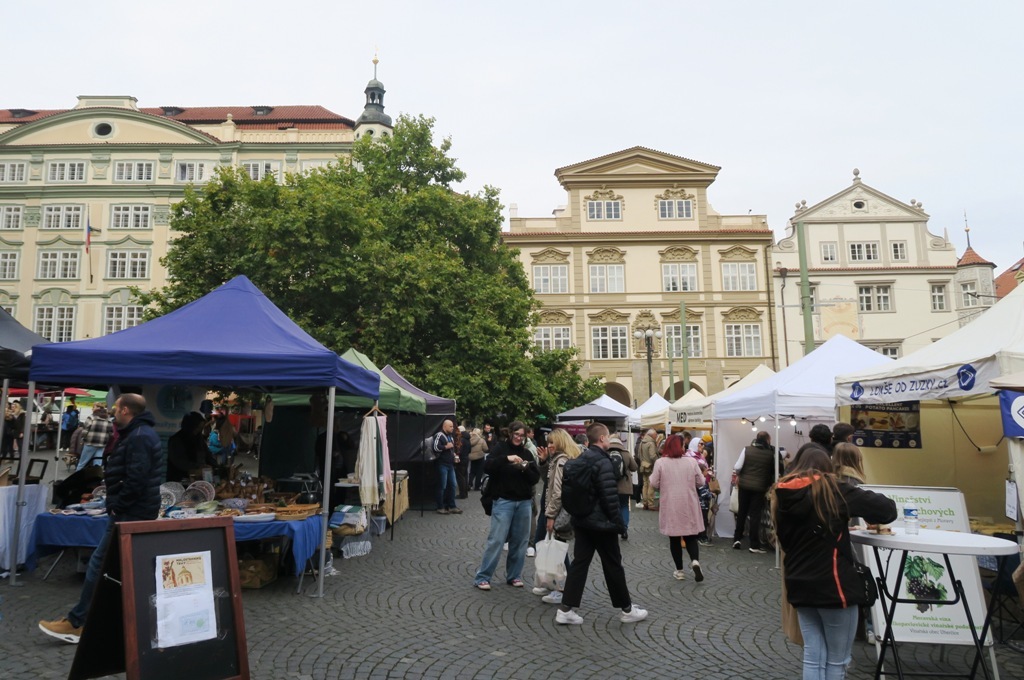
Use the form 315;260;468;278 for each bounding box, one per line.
234;512;277;523
187;481;216;503
161;481;185;504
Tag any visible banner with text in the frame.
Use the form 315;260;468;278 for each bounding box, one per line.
836;358;1001;405
998;389;1024;438
850;401;921;449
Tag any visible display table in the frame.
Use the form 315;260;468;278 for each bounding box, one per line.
851;528;1019;680
0;484;49;571
28;512;324;576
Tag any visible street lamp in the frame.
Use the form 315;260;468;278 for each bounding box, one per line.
633;328;662;399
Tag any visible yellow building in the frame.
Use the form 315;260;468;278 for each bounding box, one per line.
0;76;391;341
506;147;777;405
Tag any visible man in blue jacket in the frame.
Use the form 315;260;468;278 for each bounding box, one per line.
555;422;647;625
39;393;164;644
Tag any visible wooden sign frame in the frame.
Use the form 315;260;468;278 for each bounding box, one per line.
69;516;249;680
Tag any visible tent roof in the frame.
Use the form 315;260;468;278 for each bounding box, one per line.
715;335;892;420
381;365;456;416
836;285;1024;405
991;370;1024;392
633;394;671;417
28;276;381;397
591;394;636;417
640;365;778;428
556;402;630;422
0;307;49;380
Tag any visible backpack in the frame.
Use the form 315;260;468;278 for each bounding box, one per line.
608;450;627;481
65;410;80;431
560;456;597;517
479;474;494;515
422;435;437;462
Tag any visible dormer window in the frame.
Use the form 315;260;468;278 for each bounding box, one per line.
9;109;36;119
161;106;184;116
252;106;273;116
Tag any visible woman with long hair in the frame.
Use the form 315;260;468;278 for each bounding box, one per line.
537;428;581;603
831;443;865;486
650;434;707;581
772;448;896;679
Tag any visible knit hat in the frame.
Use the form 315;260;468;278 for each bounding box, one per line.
606;434;628;451
702;433;713;443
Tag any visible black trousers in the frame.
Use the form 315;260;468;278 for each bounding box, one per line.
561;527;631;610
734;487;766;549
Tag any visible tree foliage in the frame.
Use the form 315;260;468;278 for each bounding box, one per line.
138;115;602;421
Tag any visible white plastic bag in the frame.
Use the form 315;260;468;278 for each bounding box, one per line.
729;489;739;514
534;535;569;591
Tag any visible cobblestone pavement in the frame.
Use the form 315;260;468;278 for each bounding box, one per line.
2;470;1023;679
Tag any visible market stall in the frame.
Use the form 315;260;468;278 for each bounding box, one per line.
17;275;380;595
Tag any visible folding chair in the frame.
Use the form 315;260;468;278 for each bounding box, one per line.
983;533;1023;643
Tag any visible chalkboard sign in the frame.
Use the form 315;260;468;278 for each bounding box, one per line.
69;517;249;680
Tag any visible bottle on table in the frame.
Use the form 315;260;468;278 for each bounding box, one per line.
903;503;919;535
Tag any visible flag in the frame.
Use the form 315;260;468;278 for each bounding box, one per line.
86;220;93;253
999;389;1024;438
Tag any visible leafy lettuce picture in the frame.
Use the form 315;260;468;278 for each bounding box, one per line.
904;555;948;612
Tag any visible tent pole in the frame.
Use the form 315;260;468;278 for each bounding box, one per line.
9;380;34;585
0;379;8;451
315;386;336;599
773;412;781;570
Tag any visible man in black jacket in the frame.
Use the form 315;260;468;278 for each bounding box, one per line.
556;422;648;625
39;393;164;644
732;430;781;554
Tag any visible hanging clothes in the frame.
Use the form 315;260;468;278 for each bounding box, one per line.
357;416;380;507
375;415;393;500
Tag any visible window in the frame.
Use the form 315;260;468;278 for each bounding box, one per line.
858;285;893;312
808;285;819;313
589;264;624;293
176;162;207;182
662;263;698;292
47;161;86;182
724;323;762;357
586;200;621;221
242;161;279;181
591;325;629;359
664;324;702;358
1;206;23;230
533;264;568;294
0;162;27;183
114;161;154;182
106;251;150;279
534;326;572;351
722;262;756;291
38;251;80;279
930;284;947;311
961;282;979;307
891;241;907;261
658;199;693;220
104;305;144;335
820;242;838;263
111;205;151;230
42;205;83;230
880;346;901;359
0;252;18;280
34;306;75;342
849;242;880;262
301;159;332;172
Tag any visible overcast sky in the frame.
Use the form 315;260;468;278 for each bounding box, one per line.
8;1;1023;273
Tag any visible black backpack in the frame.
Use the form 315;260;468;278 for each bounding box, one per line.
608;450;627;481
560;456;597;517
422;435;437;462
479;474;494;515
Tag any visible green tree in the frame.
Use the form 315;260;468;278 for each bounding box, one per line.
138;115;600;421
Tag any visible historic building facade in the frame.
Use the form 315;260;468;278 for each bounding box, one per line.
772;170;995;366
505;147;777;405
0;73;391;341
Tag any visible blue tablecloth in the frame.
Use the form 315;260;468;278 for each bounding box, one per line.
28;512;324;575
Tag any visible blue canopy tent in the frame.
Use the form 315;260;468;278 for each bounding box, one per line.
17;276;380;596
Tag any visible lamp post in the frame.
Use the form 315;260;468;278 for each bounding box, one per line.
634;328;662;399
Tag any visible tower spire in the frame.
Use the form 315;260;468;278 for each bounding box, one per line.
354;52;393;139
964;210;971;248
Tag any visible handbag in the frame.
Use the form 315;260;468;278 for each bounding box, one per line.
534;534;569;591
553;507;573;541
708;476;721;494
729;489;739;514
479;474;494;516
821;528;877;607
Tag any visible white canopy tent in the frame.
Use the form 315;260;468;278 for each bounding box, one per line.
992;371;1024;391
657;364;778;429
639;387;703;429
711;335;893;538
632;394;671;425
590;394;638;426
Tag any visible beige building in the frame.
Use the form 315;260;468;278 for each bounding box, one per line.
0;75;391;341
506;147;777;405
773;170;995;366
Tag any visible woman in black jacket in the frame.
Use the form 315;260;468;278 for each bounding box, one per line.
772;448;896;680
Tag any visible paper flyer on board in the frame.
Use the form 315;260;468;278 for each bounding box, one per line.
154;550;216;648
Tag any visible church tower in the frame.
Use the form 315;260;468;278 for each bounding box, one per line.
354;55;393;140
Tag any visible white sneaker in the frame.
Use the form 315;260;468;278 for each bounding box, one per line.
542;591;563;604
526;547;536;558
673;569;686;580
555;609;584;625
503;542;509;551
620;606;649;623
691;560;704;582
532;586;550;596
866;630;877;645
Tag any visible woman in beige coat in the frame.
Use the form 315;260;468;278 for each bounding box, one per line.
468;427;488;491
540;428;581;604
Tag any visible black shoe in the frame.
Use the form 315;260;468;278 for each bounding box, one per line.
621;531;628;541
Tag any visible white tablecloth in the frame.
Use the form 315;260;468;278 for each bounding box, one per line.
0;484;49;570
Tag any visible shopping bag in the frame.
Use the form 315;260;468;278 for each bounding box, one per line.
729;489;739;514
534;535;569;591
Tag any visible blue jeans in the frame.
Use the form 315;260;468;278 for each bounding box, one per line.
435;462;457;510
474;498;531;584
76;444;104;471
796;606;859;680
69;517;115;628
619;493;631;528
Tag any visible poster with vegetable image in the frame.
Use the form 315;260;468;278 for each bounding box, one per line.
857;486;991;647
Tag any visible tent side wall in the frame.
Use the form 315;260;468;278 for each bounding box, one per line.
840;397;1008;522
